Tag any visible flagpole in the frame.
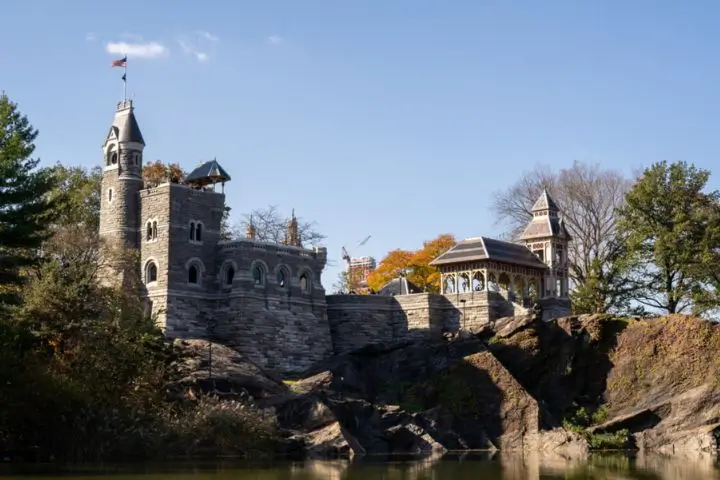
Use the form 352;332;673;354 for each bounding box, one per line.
123;55;127;102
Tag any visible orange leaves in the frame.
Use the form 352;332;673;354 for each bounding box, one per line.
367;234;457;294
366;249;414;292
142;160;186;186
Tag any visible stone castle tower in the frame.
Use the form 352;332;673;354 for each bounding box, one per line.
99;100;145;249
97;100;333;374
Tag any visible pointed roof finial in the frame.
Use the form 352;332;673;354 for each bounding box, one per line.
530;188;559;214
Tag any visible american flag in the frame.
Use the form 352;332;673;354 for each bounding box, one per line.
111;56;127;68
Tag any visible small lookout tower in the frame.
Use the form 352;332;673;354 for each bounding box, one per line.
184;158;231;192
519;189;571;297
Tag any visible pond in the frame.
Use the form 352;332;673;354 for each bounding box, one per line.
2;452;719;479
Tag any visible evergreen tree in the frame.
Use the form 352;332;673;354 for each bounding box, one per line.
0;93;57;304
617;161;720;315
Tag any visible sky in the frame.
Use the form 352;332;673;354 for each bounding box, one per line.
2;0;720;287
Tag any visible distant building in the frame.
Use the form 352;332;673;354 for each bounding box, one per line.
347;255;377;290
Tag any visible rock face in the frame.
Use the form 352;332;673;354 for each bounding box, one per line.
594;315;720;453
173;313;720;458
172;338;288;399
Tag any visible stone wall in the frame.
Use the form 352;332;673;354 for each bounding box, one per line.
327;292;529;355
163;290;333;374
538;297;572;321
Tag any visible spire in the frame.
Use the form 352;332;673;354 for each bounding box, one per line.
530;188;559;215
246;215;257;240
284;209;301;247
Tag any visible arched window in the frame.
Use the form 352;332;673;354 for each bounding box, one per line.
146;222;153;241
110;152;118;165
253;265;265;285
152;221;158;240
188;265;198;284
277;268;287;288
226;267;235;286
145;261;158;284
189;221;204;243
299;273;311;293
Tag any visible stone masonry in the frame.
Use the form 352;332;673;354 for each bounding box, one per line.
98;100;571;376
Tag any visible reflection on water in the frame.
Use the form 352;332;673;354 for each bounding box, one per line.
2;451;720;479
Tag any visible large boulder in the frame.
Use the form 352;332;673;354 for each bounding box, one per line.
172;338;288;399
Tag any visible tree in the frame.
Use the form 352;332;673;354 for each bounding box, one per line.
366;249;415;292
235;205;326;246
617;161;720;315
142;160;185;186
492;161;634;313
47;164;102;231
366;234;456;293
0;93;58;304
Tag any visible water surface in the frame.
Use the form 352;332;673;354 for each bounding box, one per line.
2;452;719;479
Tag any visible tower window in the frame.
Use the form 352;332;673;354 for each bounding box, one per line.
299;273;311;293
188;265;198;284
189;221;204;243
108;188;113;203
226;267;235;286
110;152;118;165
253;265;265;285
277;268;287;288
145;261;158;284
146;220;158;242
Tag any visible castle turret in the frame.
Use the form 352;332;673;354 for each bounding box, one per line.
284;209;302;247
246;215;257;240
519;189;571;297
100;101;145;248
99;100;145;251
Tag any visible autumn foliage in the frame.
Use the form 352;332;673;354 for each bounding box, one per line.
142;160;186;186
366;234;456;293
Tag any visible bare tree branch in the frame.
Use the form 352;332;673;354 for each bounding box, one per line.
233;205;326;247
491;161;635;312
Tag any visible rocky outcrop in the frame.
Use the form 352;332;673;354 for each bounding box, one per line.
172;338;288;399
173;313;720;458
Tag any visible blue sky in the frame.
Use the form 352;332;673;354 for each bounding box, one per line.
2;0;720;287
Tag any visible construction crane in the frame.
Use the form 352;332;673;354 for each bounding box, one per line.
341;235;372;266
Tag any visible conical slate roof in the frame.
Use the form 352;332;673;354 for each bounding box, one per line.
185;159;232;186
105;101;145;145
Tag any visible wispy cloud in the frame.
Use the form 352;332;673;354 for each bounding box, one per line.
197;30;219;42
106;41;168;59
267;35;283;45
86;32;96;42
178;39;209;62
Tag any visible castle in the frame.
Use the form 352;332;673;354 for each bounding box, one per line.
98;100;571;374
